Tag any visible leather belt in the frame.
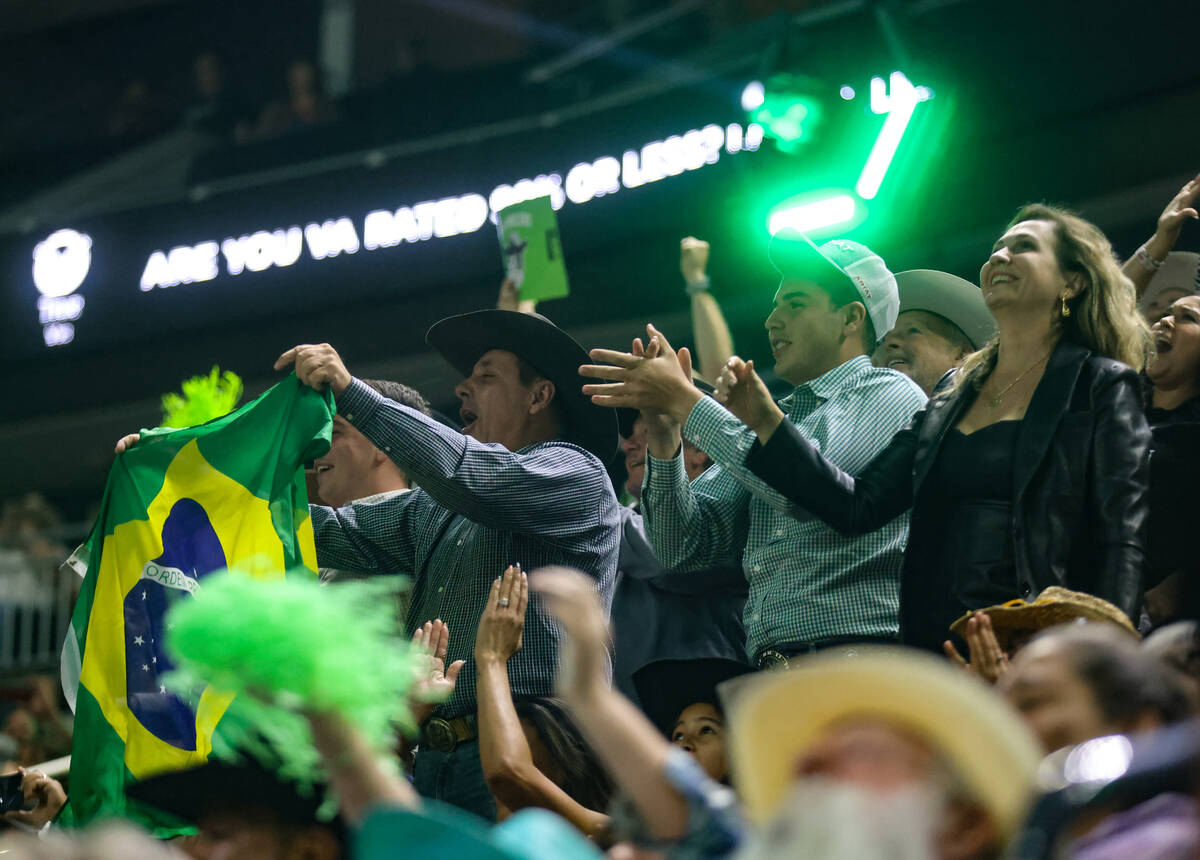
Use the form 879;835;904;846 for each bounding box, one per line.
421;714;478;754
754;636;898;670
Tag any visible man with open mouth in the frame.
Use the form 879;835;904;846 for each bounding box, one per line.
275;309;621;822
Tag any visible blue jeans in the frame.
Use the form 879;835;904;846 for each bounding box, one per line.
413;739;498;822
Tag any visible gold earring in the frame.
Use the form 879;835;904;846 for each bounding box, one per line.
1061;295;1071;318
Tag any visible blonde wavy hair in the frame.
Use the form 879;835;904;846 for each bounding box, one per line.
956;203;1153;389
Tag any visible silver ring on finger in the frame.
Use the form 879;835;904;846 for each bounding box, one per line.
497;598;511;607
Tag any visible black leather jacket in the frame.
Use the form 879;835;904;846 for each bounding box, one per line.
745;340;1150;650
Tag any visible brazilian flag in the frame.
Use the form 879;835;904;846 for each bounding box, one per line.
61;374;334;833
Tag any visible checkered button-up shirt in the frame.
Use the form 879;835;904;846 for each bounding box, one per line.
642;356;926;659
311;379;621;719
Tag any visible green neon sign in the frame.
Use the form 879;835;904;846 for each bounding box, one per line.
765;71;934;235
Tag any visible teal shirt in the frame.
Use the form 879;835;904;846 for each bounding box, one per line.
642;356;927;658
356;802;602;859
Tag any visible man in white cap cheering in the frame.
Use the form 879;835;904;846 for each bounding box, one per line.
580;229;927;668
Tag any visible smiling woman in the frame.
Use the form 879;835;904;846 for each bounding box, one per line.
718;203;1154;652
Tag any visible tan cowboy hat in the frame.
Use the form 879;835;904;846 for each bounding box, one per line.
949;587;1138;647
726;648;1042;841
894;269;997;349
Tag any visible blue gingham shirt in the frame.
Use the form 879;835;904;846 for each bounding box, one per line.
311;379;621;718
643;356;926;659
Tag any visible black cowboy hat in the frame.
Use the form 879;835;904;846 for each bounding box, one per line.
426;309;617;461
126;756;345;841
633;657;751;738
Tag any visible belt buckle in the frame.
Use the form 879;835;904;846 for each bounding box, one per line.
757;649;790;671
423;717;457;754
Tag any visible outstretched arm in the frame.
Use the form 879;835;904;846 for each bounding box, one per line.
1121;172;1200;300
533;567;745;854
307;710;420;826
680;237;735;381
475;566;609;837
531;567;691;840
718;356;922;533
277;343;613;538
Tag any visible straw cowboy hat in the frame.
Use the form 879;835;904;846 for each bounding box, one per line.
949;586;1138;649
726;647;1043;841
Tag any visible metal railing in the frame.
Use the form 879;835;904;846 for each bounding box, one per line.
0;537;83;677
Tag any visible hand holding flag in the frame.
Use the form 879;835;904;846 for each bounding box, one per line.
274;343;353;395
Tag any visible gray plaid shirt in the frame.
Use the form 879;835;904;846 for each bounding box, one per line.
643;356;926;659
311;379;620;718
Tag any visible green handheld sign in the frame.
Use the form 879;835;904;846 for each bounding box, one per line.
497;196;570;303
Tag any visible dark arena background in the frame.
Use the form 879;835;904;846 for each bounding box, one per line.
2;2;1200;856
3;0;1195;516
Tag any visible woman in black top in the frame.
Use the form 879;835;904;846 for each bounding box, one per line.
715;204;1154;652
1143;293;1200;614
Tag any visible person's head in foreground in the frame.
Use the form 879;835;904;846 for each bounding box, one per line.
633;657;750;783
127;757;344;860
427;309;616;460
728;648;1042;860
873;270;997;395
999;623;1194;755
0;821;180;859
1140;251;1199;324
764;230;900;386
971;204;1151;375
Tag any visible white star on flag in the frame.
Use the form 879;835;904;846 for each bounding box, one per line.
141;590;147;600
142;664;149;672
159;685;167;694
134;636;144;646
151;656;157;664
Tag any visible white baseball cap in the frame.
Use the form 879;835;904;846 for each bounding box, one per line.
769;229;900;344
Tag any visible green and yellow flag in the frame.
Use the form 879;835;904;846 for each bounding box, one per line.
61;374;334;832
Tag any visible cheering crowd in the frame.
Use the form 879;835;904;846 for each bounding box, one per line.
3;171;1200;859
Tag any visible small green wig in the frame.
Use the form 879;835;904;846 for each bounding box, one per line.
161;366;243;429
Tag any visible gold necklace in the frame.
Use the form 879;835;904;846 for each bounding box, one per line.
985;350;1052;408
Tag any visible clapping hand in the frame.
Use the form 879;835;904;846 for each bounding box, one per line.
714;356;785;441
474;565;529;665
943;613;1010;685
580;324;702;424
410;619;465;724
530;567;611;704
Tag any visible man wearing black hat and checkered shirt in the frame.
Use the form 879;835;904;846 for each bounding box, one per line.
580;230;927;671
275;309;621;821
